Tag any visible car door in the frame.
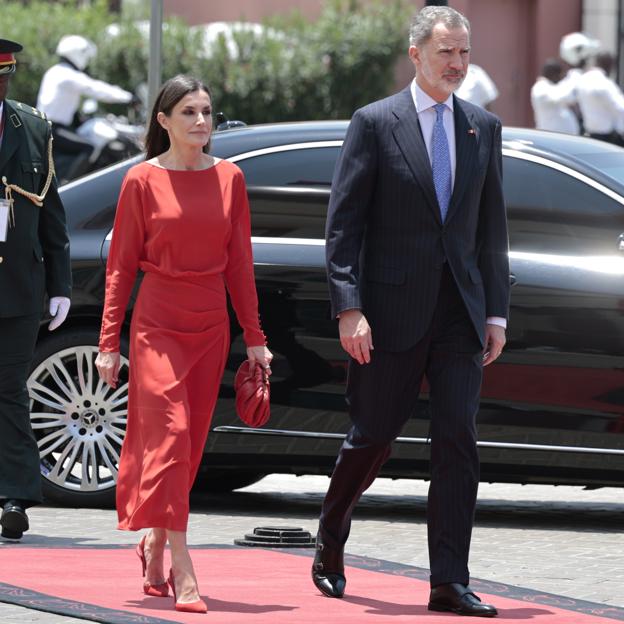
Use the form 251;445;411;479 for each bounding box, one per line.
476;151;624;486
205;143;356;472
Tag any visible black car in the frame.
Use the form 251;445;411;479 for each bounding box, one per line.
27;122;624;506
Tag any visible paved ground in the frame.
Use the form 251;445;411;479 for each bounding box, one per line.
0;475;622;622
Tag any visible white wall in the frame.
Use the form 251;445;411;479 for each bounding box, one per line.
583;0;618;54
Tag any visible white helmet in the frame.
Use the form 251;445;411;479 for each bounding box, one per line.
56;35;97;71
559;32;599;66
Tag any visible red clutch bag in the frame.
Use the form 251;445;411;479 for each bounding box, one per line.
234;360;270;427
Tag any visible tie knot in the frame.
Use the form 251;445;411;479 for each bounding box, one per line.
433;103;446;119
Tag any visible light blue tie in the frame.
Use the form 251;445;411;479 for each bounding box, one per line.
431;103;452;222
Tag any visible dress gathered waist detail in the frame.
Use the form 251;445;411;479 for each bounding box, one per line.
140;263;228;286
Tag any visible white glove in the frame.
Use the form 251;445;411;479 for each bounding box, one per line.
48;296;71;331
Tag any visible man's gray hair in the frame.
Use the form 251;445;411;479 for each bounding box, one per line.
409;6;471;47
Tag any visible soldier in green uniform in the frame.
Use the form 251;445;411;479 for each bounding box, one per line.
0;39;71;540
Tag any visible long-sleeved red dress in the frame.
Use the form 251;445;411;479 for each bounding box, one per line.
99;160;265;531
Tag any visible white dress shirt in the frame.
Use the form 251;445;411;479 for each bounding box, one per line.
576;67;624;135
37;62;132;126
455;64;499;108
410;79;506;330
531;76;579;134
410;80;456;187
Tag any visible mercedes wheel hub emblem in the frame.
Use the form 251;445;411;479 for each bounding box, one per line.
81;410;98;426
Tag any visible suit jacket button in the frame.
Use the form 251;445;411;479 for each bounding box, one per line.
0;256;3;263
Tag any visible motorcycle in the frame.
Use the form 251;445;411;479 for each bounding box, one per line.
54;98;144;185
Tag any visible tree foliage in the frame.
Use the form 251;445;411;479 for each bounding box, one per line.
6;0;411;123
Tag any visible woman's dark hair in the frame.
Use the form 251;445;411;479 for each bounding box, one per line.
144;74;213;160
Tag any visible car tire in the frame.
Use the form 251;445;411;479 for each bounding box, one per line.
194;470;267;493
28;327;129;508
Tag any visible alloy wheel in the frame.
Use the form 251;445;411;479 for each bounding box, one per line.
28;346;128;496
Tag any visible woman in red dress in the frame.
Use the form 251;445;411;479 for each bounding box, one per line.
95;75;272;613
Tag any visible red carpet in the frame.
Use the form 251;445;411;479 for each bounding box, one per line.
0;546;622;623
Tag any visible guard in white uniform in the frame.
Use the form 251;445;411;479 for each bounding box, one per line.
531;59;579;134
551;68;582;135
36;35;132;182
558;32;600;135
455;63;498;109
577;52;624;145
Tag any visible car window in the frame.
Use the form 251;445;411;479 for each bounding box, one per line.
572;151;624;188
504;156;624;255
235;146;340;239
237;146;341;187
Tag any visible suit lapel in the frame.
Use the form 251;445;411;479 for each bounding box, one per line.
446;96;479;223
0;101;22;173
391;88;441;224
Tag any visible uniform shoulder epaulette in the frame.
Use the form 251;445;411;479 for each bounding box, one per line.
8;99;47;121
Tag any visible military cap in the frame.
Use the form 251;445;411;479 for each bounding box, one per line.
0;39;22;75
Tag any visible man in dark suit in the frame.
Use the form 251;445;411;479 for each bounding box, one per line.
0;39;71;540
313;6;509;617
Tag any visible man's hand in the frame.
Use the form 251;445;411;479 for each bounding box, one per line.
48;297;71;331
338;309;374;364
95;351;121;388
483;323;506;367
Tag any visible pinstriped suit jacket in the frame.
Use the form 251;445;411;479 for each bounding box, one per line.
325;86;510;351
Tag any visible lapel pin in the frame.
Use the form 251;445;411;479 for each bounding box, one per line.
468;128;476;135
10;114;21;128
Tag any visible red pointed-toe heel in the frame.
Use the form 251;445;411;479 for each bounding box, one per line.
168;569;208;613
136;534;169;597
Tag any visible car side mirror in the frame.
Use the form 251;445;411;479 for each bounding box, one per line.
215;112;246;131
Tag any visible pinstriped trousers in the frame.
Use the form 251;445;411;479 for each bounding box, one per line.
320;264;483;587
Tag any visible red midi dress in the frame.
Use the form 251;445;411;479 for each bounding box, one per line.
98;160;265;532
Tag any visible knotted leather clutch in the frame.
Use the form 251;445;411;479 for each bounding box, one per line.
234;360;270;427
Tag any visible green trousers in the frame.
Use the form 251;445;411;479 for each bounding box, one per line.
0;314;42;507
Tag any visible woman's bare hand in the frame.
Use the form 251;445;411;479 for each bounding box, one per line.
95;351;121;388
246;345;273;376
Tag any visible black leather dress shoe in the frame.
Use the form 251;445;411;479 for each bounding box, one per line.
311;532;346;598
428;583;498;617
0;500;29;540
